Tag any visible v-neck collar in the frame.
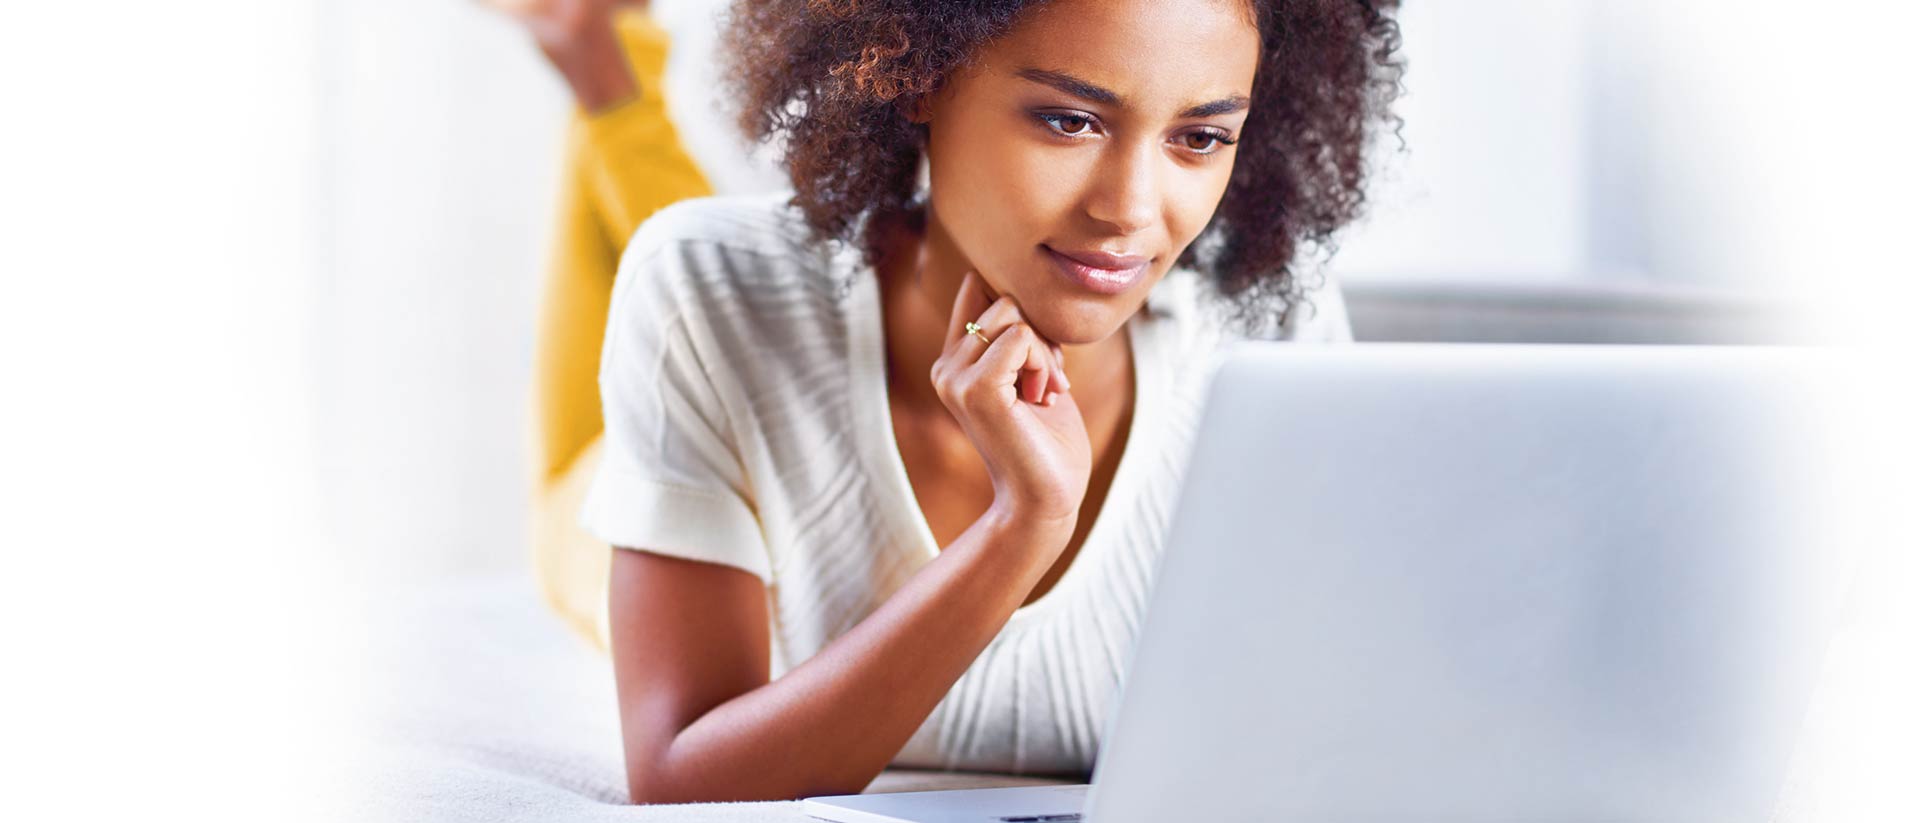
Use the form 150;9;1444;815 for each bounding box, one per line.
845;261;1169;623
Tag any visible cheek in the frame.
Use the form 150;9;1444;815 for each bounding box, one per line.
1165;161;1236;253
927;122;1082;264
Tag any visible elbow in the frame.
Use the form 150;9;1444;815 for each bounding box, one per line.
620;756;741;806
622;759;864;805
620;743;668;805
622;770;681;806
622;756;689;806
620;723;701;804
617;721;878;804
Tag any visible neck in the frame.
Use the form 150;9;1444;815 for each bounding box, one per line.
876;204;1131;416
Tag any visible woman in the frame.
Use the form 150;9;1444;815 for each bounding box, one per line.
578;0;1404;803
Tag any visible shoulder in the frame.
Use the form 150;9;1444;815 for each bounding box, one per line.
620;192;841;289
626;192;820;255
611;193;855;331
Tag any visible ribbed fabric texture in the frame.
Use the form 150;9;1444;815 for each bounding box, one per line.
580;193;1352;776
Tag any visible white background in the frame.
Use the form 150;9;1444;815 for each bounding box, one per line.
2;1;1914;820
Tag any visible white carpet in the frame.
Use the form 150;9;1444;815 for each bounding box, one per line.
342;573;1071;821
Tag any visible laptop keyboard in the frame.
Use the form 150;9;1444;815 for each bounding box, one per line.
997;816;1081;822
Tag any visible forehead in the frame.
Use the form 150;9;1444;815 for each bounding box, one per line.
964;0;1261;110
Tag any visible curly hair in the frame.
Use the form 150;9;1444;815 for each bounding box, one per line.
722;0;1404;332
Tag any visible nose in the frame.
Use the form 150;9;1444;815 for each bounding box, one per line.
1082;139;1160;236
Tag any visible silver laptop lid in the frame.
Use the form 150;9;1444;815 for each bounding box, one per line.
1087;344;1852;823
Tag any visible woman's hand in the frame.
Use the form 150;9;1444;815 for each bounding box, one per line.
483;0;647;113
931;271;1092;535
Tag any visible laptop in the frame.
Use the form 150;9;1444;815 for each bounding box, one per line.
804;343;1853;823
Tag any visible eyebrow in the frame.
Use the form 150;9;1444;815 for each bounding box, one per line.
1015;67;1251;119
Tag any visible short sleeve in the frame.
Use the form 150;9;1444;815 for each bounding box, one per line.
577;231;773;583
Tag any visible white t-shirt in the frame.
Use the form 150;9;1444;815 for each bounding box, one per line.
580;192;1352;774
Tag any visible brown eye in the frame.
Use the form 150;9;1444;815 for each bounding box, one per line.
1177;130;1237;155
1039;113;1095;137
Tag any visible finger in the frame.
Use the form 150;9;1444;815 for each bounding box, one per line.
965;293;1069;400
1020;334;1056;404
952;295;1013;368
944;270;995;345
972;302;1064;400
974;323;1056;405
970;297;1022;337
950;295;1023;366
971;301;1049;399
1050;343;1071;392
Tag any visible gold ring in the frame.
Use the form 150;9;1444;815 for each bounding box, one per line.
964;320;992;345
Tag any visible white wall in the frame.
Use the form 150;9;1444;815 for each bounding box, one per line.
4;3;333;817
312;0;575;581
1330;0;1594;280
1326;0;1863;298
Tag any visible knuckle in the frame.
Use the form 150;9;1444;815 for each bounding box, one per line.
954;375;987;407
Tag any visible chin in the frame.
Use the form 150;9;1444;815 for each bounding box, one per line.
980;264;1157;346
1024;291;1140;346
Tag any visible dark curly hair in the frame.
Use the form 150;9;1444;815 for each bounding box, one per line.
722;0;1404;332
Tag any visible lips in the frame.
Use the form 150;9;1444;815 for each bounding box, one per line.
1043;245;1151;295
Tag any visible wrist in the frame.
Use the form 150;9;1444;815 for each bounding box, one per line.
538;15;638;113
983;498;1080;551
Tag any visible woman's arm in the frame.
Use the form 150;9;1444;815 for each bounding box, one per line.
611;503;1076;804
611;272;1086;803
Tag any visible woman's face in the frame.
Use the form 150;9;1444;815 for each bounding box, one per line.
918;0;1261;345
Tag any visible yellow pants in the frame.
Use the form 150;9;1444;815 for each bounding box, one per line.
529;12;711;650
